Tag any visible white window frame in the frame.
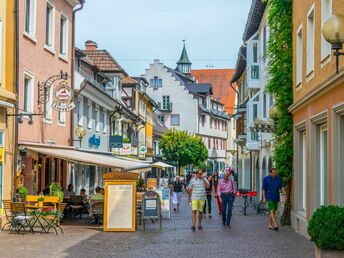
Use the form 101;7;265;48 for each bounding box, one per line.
171;114;180;126
95;105;100;133
87;100;92;130
59;13;69;58
58;111;66;126
24;0;37;39
320;124;328;206
296;25;303;87
321;0;332;63
306;6;315;77
45;1;55;51
77;97;83;126
302;131;307;211
44;86;53;123
23;72;34;113
103;110;107;135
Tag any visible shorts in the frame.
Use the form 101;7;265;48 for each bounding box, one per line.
268;201;278;211
191;200;205;212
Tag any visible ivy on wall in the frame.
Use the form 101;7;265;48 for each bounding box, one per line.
265;0;293;224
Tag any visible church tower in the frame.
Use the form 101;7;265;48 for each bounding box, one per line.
176;40;192;76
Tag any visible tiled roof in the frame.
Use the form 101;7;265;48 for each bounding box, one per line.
192;69;237;114
122;76;137;84
83;49;128;76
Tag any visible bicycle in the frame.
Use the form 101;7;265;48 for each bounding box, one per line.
236;189;257;216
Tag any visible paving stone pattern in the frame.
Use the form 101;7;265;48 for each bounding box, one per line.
0;194;314;258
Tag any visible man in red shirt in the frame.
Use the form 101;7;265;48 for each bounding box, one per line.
217;172;237;227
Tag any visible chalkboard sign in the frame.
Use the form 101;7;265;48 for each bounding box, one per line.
142;191;159;218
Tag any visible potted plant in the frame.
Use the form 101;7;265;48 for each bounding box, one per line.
308;206;344;258
49;182;64;202
37;196;45;207
123;136;131;143
17;185;28;202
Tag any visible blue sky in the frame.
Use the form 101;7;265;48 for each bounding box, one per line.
76;0;251;76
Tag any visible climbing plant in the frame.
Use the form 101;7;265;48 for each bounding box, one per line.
265;0;293;225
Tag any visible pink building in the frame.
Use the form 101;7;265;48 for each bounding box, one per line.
18;0;83;194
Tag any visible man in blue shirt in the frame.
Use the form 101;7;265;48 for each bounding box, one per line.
262;168;286;231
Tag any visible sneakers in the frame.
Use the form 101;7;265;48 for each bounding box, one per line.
198;226;203;230
191;225;196;232
208;214;213;218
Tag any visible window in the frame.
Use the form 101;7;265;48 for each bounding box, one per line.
162;96;170;110
269;94;274;107
103;110;107;135
23;73;34;113
85;101;91;129
60;14;68;56
251;41;259;80
150;76;162;88
45;1;55;48
25;0;36;36
301;132;307;211
76;98;82;126
58;111;65;124
320;124;328;206
307;7;315;76
263;94;267;118
171;114;180;126
253;103;258;122
208;138;211;149
158;115;165;124
44;87;52;121
321;0;332;61
296;26;303;86
253;42;258;63
95;106;99;132
210;118;212;128
200;116;205;127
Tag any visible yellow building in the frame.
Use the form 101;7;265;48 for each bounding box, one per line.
0;0;16;217
290;0;344;237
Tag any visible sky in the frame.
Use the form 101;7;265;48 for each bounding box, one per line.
76;0;252;76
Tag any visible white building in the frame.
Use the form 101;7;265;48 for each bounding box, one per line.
144;44;229;173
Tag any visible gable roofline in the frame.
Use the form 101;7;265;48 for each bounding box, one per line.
242;0;267;42
230;46;247;83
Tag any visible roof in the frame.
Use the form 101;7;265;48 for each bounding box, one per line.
185;83;213;95
83;49;128;76
192;69;237;114
242;0;267;41
122;76;137;85
165;66;195;84
153;115;168;137
230;46;247;83
132;77;149;85
177;43;192;65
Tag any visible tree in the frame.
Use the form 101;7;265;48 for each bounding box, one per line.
159;129;208;175
266;0;293;225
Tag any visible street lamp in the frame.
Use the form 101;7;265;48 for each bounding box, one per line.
322;14;344;74
74;127;86;148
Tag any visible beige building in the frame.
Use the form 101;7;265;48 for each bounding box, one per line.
290;0;344;237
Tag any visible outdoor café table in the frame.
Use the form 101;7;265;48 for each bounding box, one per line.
25;205;52;233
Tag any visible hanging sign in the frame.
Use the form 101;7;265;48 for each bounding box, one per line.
51;80;75;112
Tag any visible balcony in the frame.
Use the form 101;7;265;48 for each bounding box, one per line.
158;102;173;112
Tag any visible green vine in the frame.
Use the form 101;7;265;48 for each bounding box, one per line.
266;0;293;224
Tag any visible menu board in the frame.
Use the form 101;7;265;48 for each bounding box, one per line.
103;180;136;232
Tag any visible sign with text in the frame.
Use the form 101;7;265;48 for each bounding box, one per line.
147;178;157;190
142;191;160;218
51;80;75;112
103;180;136;232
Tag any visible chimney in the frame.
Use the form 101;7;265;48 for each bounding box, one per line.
85;40;98;51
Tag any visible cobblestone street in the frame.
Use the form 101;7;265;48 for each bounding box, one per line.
0;194;314;258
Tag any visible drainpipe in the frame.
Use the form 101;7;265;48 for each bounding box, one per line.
13;0;19;199
70;0;85;147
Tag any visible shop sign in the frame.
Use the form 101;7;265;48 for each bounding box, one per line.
138;145;148;155
51;81;75;112
89;135;101;148
119;143;132;155
0;147;4;164
109;135;123;148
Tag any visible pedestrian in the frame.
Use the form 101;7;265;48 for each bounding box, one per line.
262;167;286;231
172;176;183;211
217;172;237;228
186;172;192;187
212;171;222;214
203;175;213;218
188;169;209;231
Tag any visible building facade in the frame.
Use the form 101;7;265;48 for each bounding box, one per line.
144;45;229;173
192;69;237;168
17;0;82;194
0;0;16;217
290;0;344;237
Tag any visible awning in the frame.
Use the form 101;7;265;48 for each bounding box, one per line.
152;161;174;169
25;146;151;173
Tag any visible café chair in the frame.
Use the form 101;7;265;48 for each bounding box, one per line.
41;203;67;235
1;200;12;231
10;202;34;234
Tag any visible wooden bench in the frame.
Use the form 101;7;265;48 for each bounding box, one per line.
26;195;60;209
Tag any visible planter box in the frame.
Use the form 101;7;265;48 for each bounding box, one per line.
315;246;344;258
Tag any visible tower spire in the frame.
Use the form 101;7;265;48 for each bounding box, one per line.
176;40;192;76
